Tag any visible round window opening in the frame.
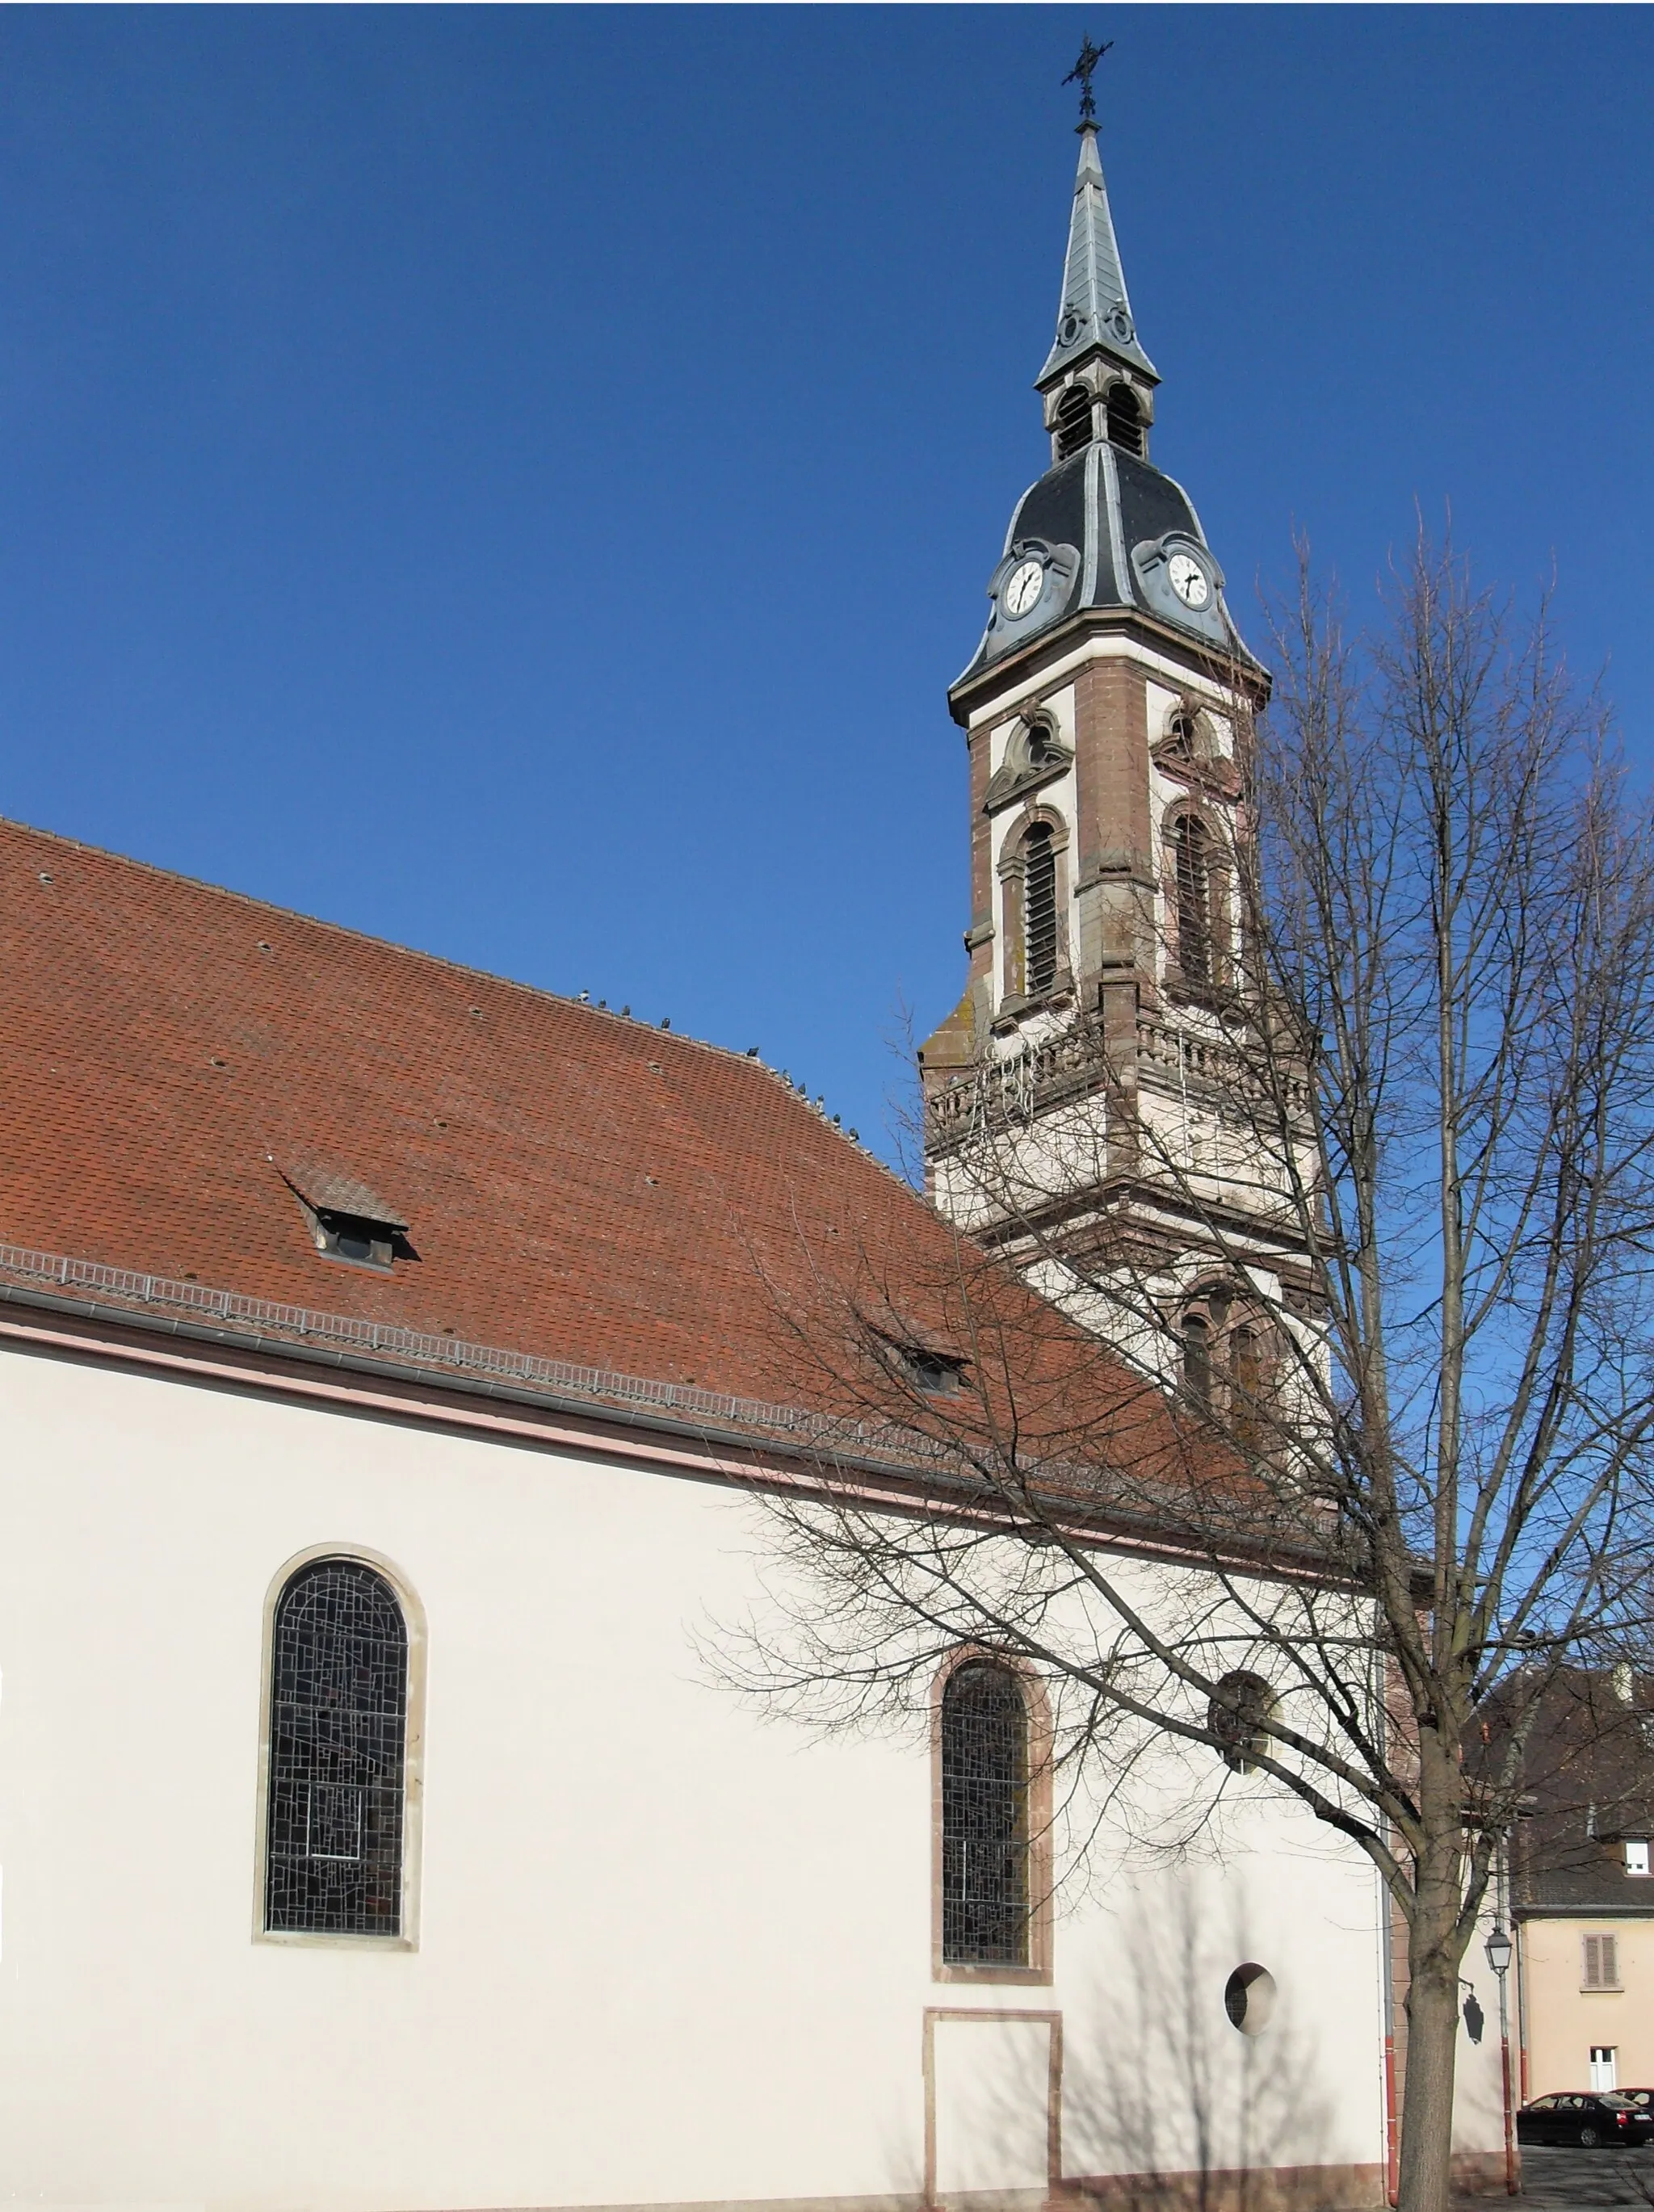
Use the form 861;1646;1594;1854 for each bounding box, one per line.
1224;1962;1276;2036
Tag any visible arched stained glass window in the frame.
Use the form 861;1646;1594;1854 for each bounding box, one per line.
265;1558;409;1937
942;1661;1031;1966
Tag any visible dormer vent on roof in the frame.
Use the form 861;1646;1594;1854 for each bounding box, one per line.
281;1165;412;1272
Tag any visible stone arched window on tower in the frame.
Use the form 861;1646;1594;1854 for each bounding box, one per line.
1230;1321;1264;1451
1181;1310;1213;1404
1176;1287;1276;1454
1161;703;1218;764
934;1652;1052;1982
1054;383;1094;460
1106;382;1144;458
1165;808;1229;991
999;812;1069;1006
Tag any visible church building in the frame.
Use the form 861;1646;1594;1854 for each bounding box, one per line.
0;97;1500;2212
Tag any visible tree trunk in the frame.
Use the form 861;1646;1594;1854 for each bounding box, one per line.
1397;1878;1465;2212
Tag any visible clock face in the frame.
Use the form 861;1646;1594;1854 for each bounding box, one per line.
1168;551;1211;611
1003;559;1045;619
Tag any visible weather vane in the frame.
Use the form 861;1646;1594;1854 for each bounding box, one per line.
1063;36;1112;126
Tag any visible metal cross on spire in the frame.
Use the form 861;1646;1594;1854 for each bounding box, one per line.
1063;36;1112;126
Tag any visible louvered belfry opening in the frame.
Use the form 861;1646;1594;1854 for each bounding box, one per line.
1023;823;1059;996
1054;384;1094;460
266;1559;409;1937
1232;1324;1262;1449
1106;384;1144;456
1173;814;1212;984
942;1662;1031;1966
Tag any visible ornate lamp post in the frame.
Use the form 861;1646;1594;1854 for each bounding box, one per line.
1485;1924;1518;2193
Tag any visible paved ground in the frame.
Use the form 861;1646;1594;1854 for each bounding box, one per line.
1486;2147;1654;2206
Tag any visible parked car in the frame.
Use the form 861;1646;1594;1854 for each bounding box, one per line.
1616;2089;1654;2111
1518;2094;1654;2147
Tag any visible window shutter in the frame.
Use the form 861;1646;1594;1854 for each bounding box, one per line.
1585;1934;1619;1987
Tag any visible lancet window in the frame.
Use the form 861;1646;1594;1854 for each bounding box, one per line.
265;1557;409;1938
941;1661;1031;1966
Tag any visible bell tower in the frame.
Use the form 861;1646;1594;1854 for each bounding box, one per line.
920;83;1303;1361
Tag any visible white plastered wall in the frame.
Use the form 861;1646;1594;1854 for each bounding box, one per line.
0;1339;1400;2212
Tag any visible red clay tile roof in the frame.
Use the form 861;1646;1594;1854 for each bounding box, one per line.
1;817;1183;1482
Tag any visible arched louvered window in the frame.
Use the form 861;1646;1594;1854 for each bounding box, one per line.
942;1662;1031;1966
1231;1324;1262;1450
1106;384;1144;457
266;1558;409;1937
1182;1311;1212;1404
1054;384;1094;460
1022;822;1059;997
1172;814;1212;984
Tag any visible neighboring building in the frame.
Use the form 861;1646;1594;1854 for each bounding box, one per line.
1513;1669;1654;2100
0;100;1504;2212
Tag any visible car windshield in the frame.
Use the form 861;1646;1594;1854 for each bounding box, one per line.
1599;2096;1635;2109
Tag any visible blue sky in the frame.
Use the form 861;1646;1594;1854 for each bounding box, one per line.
2;6;1649;1165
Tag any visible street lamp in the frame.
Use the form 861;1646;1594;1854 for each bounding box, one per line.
1484;1925;1518;2193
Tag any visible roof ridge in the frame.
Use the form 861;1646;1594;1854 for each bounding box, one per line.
2;812;788;1087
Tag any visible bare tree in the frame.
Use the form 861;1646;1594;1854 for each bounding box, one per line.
720;531;1654;2212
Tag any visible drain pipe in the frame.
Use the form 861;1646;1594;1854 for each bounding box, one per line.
1380;1857;1400;2208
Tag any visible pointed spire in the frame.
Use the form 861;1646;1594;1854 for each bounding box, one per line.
1036;122;1157;389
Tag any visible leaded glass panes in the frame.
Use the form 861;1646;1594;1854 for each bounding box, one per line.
266;1559;408;1937
942;1661;1031;1966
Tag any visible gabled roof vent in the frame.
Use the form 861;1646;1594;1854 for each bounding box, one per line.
281;1165;411;1272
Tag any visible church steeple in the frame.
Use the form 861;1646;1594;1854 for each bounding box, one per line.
921;65;1291;1355
1035;120;1158;392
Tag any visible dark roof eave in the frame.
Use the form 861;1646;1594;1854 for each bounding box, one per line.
948;603;1270;724
0;1277;1353;1588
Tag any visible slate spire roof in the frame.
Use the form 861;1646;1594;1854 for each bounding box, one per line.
1036;122;1157;389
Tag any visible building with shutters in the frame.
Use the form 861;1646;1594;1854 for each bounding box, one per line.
1509;1670;1654;2101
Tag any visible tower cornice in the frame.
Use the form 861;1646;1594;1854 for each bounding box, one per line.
948;604;1270;729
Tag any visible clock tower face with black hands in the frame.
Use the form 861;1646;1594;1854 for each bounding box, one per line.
1167;550;1211;610
1001;559;1045;619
